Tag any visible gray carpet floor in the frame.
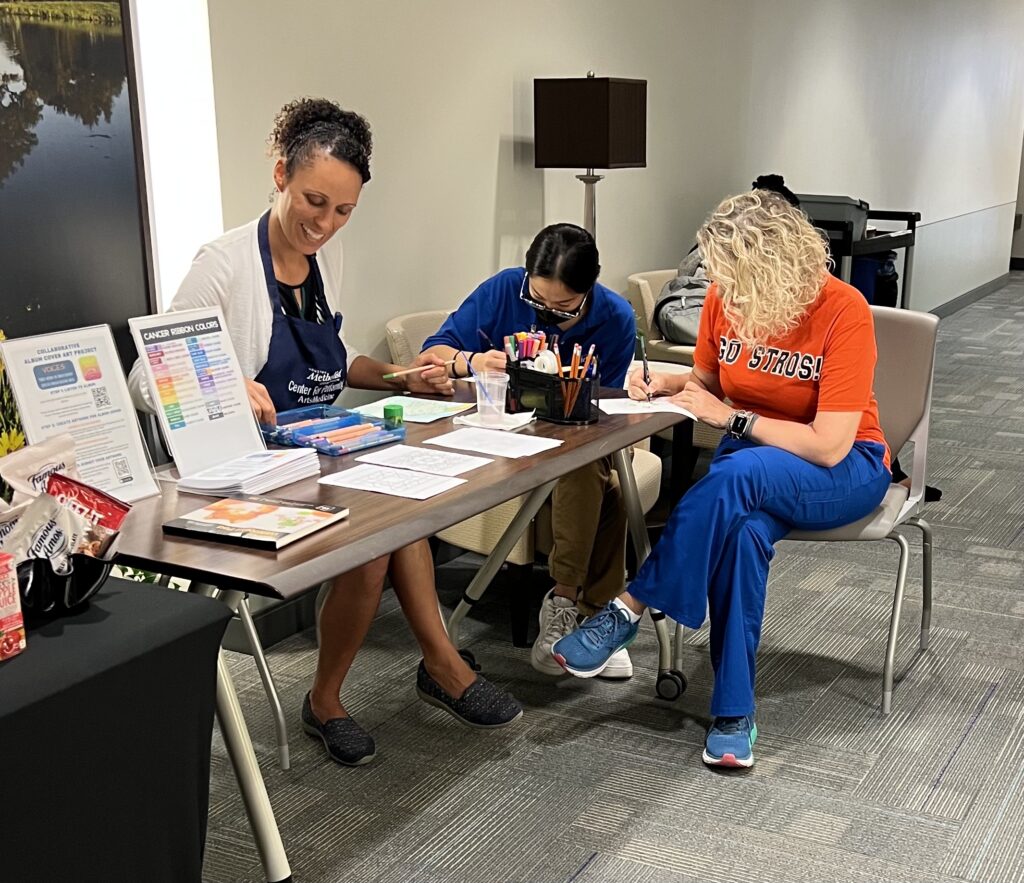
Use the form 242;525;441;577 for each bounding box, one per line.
205;274;1024;883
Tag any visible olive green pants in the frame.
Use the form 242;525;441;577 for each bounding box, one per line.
547;455;628;616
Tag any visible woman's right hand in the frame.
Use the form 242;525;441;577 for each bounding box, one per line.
245;378;277;424
627;366;685;400
470;350;508;375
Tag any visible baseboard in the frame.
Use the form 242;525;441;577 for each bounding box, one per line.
931;272;1011;319
1010;257;1024;271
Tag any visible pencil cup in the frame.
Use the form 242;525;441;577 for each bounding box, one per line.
505;361;600;425
475;372;509;425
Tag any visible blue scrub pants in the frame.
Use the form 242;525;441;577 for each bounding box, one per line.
630;437;890;717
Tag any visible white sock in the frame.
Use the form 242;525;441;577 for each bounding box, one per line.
612;597;641;623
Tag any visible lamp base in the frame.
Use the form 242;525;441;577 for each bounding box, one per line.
576;172;604;237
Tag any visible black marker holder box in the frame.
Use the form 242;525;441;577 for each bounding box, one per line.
505;360;600;426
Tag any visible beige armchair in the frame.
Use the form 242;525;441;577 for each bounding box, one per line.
384;311;664;644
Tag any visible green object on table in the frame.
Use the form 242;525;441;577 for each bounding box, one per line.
383;404;404;428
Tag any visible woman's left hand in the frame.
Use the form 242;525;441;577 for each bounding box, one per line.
671;381;732;428
404;353;454;396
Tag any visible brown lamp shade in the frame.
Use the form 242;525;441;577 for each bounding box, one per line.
534;77;647;170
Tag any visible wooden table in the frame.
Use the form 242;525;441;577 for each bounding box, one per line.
115;397;684;883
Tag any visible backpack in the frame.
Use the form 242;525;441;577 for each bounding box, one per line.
652;249;710;345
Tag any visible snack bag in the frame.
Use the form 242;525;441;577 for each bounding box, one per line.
0;434;79;504
0;552;26;662
0;500;28;545
0;494;85;575
46;473;130;557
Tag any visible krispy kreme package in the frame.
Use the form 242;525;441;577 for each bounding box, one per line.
0;552;26;662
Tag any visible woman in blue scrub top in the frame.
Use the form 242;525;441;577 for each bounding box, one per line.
132;98;523;765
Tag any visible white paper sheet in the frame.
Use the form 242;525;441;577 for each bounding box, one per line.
319;464;466;499
597;398;696;420
453;410;535;431
424;428;563;459
0;326;159;502
350;396;474;423
355;444;492;477
129;307;264;477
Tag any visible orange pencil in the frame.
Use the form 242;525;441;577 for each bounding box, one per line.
315;424;376;442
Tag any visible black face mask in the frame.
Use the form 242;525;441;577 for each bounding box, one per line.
533;307;567;326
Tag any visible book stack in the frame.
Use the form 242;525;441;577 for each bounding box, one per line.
177;449;321;496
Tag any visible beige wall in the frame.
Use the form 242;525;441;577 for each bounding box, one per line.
202;0;1024;354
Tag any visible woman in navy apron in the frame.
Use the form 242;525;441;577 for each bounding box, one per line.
235;99;523;765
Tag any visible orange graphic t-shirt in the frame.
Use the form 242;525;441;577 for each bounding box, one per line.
693;274;890;469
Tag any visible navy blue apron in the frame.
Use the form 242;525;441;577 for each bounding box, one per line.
253;211;348;411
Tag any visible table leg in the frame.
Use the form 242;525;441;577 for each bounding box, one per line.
611;448;676;684
445;480;558;650
193;584;293;883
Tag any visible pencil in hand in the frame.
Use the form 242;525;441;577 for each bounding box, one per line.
382;359;456;380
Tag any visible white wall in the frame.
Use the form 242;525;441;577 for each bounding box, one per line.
1013;127;1024;261
734;0;1024;308
202;0;1024;353
129;0;223;309
206;0;748;369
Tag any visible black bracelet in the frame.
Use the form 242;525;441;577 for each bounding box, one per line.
458;352;476;378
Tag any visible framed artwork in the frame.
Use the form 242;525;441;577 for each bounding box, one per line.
0;1;155;371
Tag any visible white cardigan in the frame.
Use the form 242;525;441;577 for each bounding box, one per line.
128;218;359;412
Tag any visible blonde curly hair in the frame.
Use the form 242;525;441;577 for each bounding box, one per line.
696;190;830;346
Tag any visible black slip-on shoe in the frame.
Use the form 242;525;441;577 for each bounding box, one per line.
415;660;524;728
301;692;376;766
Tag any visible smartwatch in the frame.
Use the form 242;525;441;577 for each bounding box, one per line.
727;409;759;440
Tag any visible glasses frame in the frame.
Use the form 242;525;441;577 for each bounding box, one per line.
519;274;590;321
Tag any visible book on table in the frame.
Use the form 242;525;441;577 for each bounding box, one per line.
162;494;349;550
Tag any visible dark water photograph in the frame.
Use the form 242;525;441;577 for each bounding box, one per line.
0;1;151;367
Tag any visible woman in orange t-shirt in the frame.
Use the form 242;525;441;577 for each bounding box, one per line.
552;189;892;768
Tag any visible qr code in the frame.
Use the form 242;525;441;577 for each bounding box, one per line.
91;386;112;410
112;456;132;484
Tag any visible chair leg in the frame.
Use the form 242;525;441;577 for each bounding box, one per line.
882;532;912;715
907;516;933;650
506;562;535;648
237;596;291;770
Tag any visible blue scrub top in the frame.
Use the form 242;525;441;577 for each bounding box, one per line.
422;267;636;388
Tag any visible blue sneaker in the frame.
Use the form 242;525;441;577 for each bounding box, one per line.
552;603;639;678
702;715;757;768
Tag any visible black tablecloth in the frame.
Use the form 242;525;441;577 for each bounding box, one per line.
0;578;231;883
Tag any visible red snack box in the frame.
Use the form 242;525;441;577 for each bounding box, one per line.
0;552;26;662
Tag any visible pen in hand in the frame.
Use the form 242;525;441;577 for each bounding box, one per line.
638;332;652;402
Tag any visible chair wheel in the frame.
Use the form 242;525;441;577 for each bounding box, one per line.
458;649;481;672
655;669;687;701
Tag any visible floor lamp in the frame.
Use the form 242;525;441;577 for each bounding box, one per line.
533;73;647;238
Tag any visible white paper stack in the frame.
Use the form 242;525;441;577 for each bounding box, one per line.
177;449;322;496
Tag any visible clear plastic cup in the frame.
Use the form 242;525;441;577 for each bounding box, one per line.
475;371;509;425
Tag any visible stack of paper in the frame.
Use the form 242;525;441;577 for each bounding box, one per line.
177;449;321;496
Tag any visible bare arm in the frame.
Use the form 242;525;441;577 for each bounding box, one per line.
672;379;863;468
626;362;723;399
422;344;506;378
347;353;454;395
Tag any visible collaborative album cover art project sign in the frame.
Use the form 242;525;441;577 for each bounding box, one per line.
0;326;158;502
129;307;264;477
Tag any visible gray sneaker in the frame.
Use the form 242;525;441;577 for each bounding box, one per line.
530;590;579;675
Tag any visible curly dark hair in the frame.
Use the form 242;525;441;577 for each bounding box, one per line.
269;97;372;183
